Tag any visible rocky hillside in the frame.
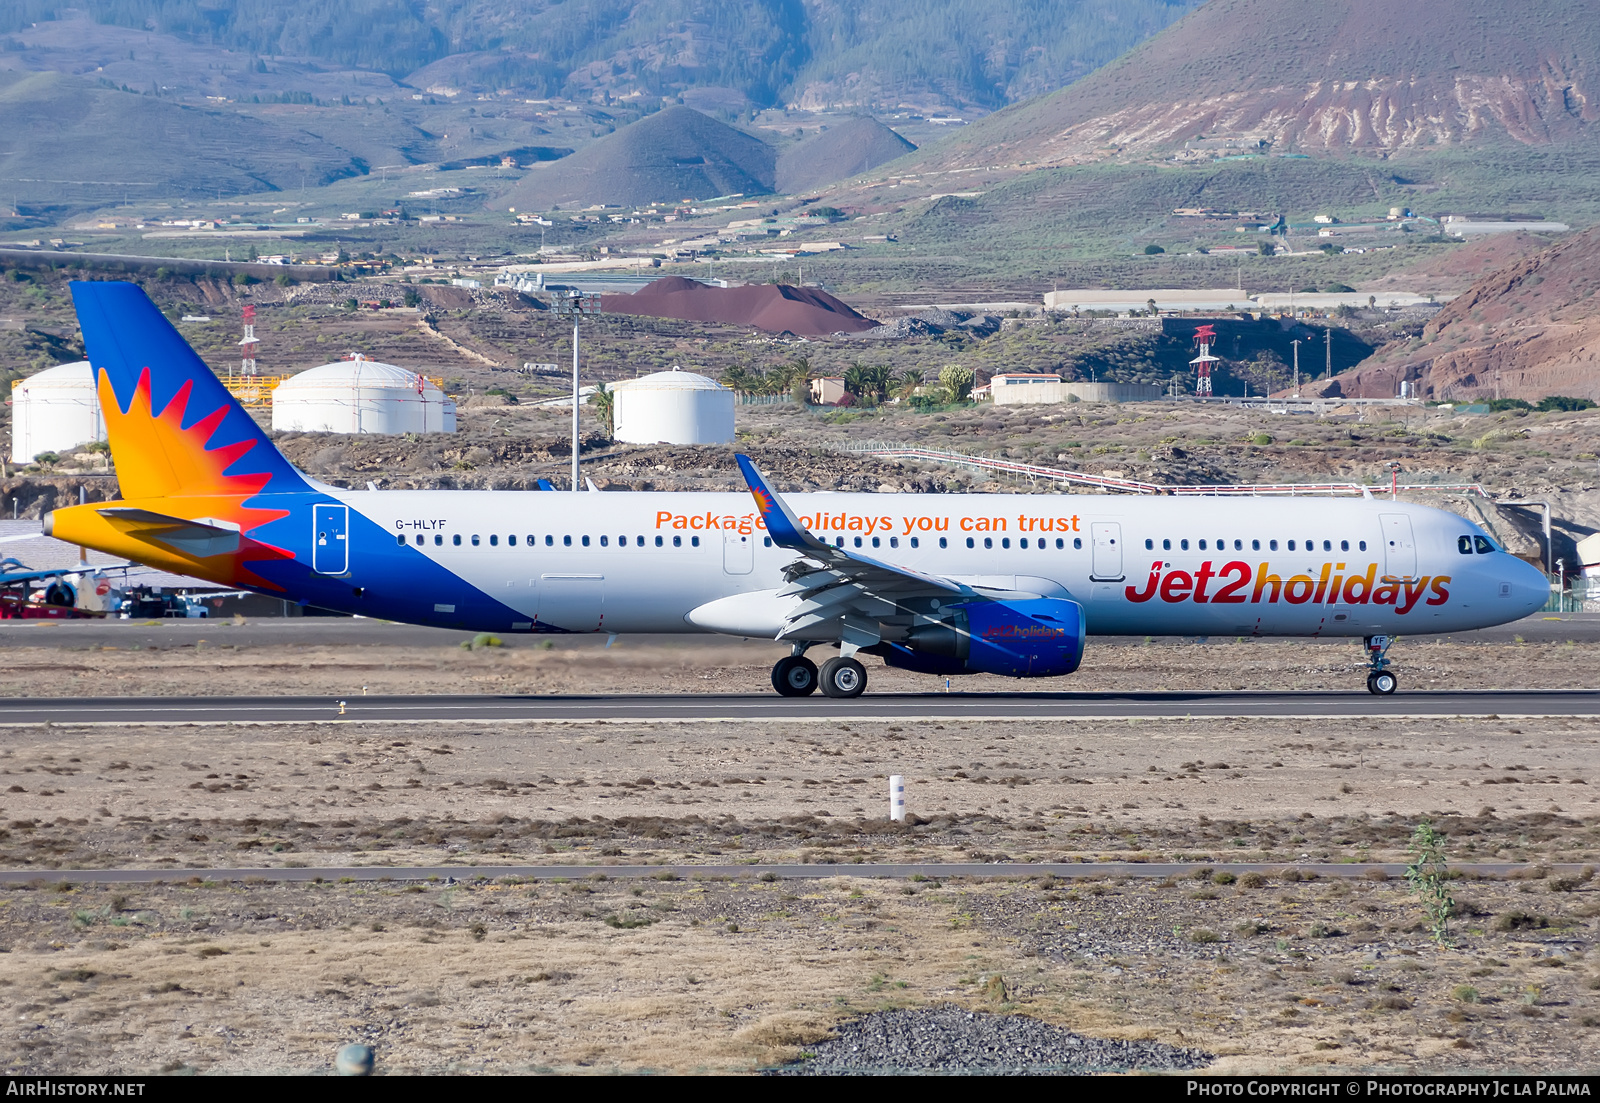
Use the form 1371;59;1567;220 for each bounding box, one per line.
1313;225;1600;401
899;0;1600;170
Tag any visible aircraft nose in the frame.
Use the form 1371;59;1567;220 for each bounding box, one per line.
1515;558;1552;614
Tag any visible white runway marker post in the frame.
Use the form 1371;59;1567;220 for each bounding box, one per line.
889;775;905;822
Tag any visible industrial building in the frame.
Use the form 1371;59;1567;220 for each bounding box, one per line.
9;361;106;464
990;378;1164;405
270;356;456;435
611;367;734;445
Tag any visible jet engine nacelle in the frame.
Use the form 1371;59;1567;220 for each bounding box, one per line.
876;596;1086;678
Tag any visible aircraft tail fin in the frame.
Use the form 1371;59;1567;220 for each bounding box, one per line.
68;281;307;501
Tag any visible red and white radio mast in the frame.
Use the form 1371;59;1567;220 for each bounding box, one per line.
239;304;259;378
1190;323;1218;397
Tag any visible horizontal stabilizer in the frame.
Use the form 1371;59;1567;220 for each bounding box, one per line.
97;507;241;559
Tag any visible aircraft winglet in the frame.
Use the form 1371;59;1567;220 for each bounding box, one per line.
735;454;828;553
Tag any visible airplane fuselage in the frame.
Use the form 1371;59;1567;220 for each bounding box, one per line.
245;488;1547;638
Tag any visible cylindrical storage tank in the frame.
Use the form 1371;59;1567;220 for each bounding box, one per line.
270;357;456;434
611;367;733;445
10;361;105;464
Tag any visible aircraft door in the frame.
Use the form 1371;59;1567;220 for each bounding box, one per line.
1380;514;1418;579
723;529;753;575
1090;522;1123;581
312;504;349;575
537;573;605;632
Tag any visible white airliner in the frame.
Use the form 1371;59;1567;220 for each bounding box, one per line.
45;281;1551;699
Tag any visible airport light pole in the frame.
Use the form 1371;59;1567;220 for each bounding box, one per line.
553;290;601;491
1291;338;1302;397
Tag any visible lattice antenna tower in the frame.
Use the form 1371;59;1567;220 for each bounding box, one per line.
1190;323;1218;397
239;304;259;378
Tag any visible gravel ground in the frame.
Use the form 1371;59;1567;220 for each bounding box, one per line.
768;1005;1214;1075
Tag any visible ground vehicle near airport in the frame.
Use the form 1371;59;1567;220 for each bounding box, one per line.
43;282;1549;697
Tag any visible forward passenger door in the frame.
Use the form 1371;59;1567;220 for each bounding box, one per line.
1380;514;1418;580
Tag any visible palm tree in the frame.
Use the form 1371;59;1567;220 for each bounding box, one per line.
587;382;615;438
894;369;924;402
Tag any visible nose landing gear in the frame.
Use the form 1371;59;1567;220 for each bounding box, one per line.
1364;635;1398;695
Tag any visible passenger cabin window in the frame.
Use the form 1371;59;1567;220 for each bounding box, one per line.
656;536;665;547
1359;541;1367;551
1001;538;1010;549
1056;538;1065;550
1179;539;1189;551
763;537;772;547
396;534;405;546
1145;538;1154;550
1269;540;1277;550
889;536;898;548
508;535;517;547
453;534;462;546
1287;540;1295;551
599;535;608;547
691;536;700;547
966;537;975;549
1073;537;1081;550
672;536;682;547
1340;540;1349;551
582;535;590;547
563;535;571;547
545;535;554;546
1162;539;1171;551
489;534;498;546
1198;540;1206;550
1251;539;1260;550
435;534;443;546
984;537;993;550
910;537;919;549
938;537;947;548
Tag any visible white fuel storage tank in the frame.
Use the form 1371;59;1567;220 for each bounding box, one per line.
9;361;106;464
610;367;733;445
270;356;456;435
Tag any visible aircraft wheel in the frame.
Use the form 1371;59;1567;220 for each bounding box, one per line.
772;656;819;697
1368;670;1398;695
819;656;867;699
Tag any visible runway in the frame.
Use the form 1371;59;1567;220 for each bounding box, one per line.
7;688;1600;725
3;610;1598;648
0;862;1580;884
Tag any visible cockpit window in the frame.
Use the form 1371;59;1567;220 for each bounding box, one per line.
1474;535;1496;554
1458;535;1474;554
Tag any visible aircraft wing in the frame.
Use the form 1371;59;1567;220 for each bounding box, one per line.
735;453;977;648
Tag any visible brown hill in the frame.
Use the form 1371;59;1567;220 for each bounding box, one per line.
1311;226;1600;401
601;276;878;336
902;0;1600;171
495;106;774;210
776;116;916;194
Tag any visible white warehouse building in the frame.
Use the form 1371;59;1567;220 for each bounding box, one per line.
271;356;456;435
611;367;734;445
9;361;106;464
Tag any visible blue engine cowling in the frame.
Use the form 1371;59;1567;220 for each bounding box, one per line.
874;597;1086;678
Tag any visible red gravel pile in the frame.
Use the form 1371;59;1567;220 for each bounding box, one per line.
601;276;879;336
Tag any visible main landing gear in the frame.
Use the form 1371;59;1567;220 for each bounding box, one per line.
1364;635;1398;695
770;647;868;698
772;654;819;697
